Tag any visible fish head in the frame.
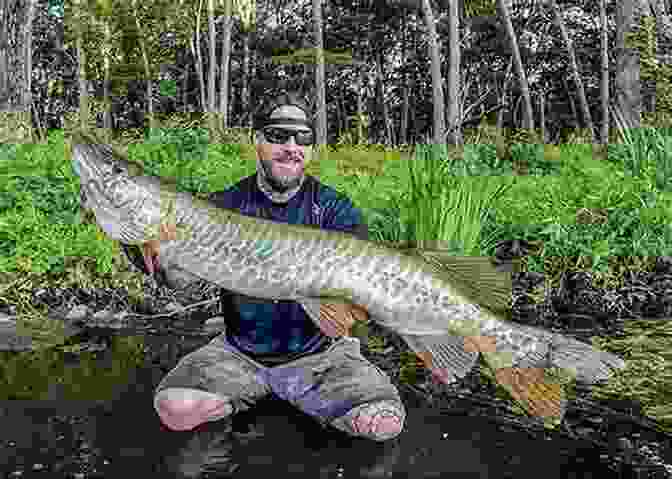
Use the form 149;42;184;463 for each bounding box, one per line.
71;136;161;245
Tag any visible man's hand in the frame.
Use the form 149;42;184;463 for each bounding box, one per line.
141;223;178;275
318;302;369;338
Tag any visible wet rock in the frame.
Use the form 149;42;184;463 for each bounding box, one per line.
66;305;90;323
0;313;33;352
556;312;599;330
203;316;227;334
654;256;672;274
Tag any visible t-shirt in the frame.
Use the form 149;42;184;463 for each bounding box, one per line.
208;173;368;366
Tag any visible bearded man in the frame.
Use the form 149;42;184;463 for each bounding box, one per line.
139;91;406;444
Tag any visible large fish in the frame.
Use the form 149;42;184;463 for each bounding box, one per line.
68;130;626;426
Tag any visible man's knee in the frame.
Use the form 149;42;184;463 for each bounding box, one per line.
154;388;233;431
331;400;406;442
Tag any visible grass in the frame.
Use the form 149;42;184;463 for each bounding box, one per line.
1;125;672;431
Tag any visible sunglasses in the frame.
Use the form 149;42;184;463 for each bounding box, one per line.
262;127;314;146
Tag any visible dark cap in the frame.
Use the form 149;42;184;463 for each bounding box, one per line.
253;91;314;131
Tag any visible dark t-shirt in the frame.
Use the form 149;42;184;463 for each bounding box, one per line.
208;173;368;365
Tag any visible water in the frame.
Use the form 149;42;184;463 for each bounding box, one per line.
0;333;635;478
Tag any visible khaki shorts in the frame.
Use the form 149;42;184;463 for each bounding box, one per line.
154;334;404;427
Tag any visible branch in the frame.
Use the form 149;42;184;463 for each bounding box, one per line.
459;103;508;128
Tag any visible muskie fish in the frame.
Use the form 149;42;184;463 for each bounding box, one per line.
69;130;626;426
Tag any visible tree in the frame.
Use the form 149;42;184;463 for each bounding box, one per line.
446;0;462;145
613;0;641;131
600;0;609;144
496;0;533;132
548;0;595;143
312;0;327;153
207;0;218;136
0;0;38;143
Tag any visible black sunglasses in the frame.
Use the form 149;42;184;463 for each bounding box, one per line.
262;127;314;146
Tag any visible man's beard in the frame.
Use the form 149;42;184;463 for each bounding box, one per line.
260;158;302;191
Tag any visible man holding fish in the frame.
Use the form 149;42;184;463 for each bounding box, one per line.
145;92;407;442
70;90;626;447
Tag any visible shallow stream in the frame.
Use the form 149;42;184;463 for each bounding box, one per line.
2;330;669;479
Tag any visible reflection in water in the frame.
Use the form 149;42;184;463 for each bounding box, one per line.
0;334;627;478
158;397;407;479
164;425;236;478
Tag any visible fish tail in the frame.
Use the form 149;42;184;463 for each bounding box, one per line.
403;331;569;423
548;334;626;384
479;322;626;424
403;316;626;425
491;367;568;425
402;334;480;385
461;328;571;424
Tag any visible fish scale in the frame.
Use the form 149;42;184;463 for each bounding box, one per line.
70;131;627;427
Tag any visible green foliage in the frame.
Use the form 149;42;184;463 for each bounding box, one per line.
3;129;672;430
625;16;672;118
335;113;370;148
398;350;423;384
463;0;497;17
591;320;672;433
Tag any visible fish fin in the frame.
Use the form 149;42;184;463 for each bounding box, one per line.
493;367;568;425
472;326;568;423
411;251;514;315
298;297;365;338
404;332;568;424
549;334;626;384
401;333;479;384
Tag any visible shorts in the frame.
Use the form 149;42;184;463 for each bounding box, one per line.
153;333;404;428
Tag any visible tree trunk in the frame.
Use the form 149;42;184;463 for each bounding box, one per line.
549;0;596;142
496;57;514;131
334;93;342;140
73;0;90;132
563;76;579;130
374;51;390;145
205;0;218;136
399;15;409;146
193;0;207;112
21;0;37;130
341;95;348;139
600;0;610;144
22;0;35;122
356;70;366;143
0;0;9;106
130;0;156;132
445;0;461;145
182;63;189;113
420;0;445;144
0;0;36;142
513;94;522;127
312;0;327;159
400;79;410;145
102;20;112;138
614;0;641;130
539;90;546;143
241;32;251;128
217;0;234;133
496;0;534;131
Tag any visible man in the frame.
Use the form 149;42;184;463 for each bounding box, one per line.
144;91;406;443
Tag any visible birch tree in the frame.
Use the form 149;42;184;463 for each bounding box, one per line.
548;0;595;143
0;0;37;143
